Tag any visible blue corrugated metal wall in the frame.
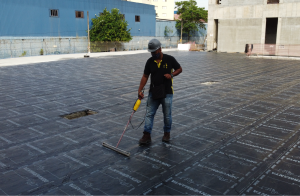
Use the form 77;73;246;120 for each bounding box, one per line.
0;0;156;37
156;20;207;37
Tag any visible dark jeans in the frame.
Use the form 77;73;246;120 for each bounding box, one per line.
144;92;173;134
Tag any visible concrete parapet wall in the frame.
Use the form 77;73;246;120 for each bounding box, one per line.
90;36;181;52
0;37;88;59
0;36;206;59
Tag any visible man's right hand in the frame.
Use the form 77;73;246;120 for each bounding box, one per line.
138;74;148;100
138;91;144;99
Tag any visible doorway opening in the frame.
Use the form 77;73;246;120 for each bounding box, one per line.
265;18;278;44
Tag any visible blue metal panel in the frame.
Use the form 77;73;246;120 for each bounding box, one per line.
156;20;207;37
0;0;156;37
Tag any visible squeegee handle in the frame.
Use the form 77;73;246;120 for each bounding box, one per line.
116;111;135;148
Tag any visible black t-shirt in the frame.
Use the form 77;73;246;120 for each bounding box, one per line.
144;54;181;94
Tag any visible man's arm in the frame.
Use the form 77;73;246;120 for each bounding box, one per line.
164;66;182;79
138;74;149;99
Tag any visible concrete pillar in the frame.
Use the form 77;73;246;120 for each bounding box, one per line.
261;16;267;44
207;19;215;51
276;17;282;45
275;17;282;55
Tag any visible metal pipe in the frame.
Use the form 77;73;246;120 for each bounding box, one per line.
87;11;90;54
181;20;183;43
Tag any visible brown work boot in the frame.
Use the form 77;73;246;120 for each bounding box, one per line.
139;132;151;145
162;132;170;142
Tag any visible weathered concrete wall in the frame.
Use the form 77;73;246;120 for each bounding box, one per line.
282;0;300;3
218;19;262;52
209;0;300;6
217;0;265;6
207;0;300;52
279;17;300;45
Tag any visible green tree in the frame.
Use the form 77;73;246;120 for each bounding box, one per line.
90;8;132;42
175;0;207;40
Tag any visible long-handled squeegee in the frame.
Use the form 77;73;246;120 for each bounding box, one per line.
102;97;142;157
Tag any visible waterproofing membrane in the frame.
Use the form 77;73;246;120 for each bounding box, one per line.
0;52;300;195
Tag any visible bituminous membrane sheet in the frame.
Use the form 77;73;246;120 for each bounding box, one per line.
0;52;300;195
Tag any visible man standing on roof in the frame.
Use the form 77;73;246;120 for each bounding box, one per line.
138;39;182;144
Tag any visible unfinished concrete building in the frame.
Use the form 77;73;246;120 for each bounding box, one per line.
207;0;300;53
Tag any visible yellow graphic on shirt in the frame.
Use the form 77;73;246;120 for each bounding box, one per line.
154;60;162;68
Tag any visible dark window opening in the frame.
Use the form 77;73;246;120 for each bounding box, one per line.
265;18;278;44
75;11;84;18
50;9;59;17
267;0;279;4
216;0;221;4
135;15;140;22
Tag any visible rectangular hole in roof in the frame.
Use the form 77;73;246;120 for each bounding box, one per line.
61;110;97;120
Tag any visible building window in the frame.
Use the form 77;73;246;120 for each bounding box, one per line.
155;6;158;9
153;0;158;2
216;0;221;4
267;0;279;4
75;11;84;18
135;15;140;22
162;6;167;9
50;9;59;17
162;0;167;2
162;13;167;17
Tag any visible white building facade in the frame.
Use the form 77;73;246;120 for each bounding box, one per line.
126;0;175;20
207;0;300;53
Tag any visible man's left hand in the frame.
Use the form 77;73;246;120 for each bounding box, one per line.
164;74;172;79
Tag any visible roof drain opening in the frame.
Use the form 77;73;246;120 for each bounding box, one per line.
61;109;97;120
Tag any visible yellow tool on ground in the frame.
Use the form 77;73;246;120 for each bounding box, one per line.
102;92;143;157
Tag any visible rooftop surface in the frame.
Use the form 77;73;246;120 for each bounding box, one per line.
0;51;300;195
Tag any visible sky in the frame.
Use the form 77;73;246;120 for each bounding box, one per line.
194;0;208;10
175;0;208;10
